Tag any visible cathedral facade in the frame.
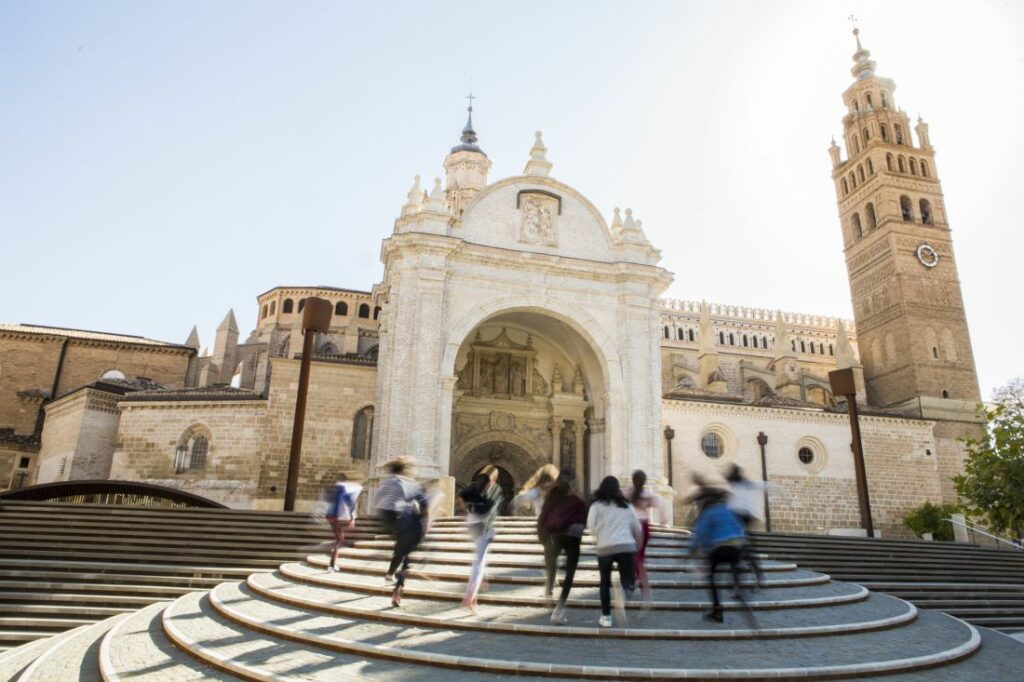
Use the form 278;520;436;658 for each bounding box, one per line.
4;33;983;538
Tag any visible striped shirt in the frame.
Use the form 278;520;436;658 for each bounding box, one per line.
375;476;422;513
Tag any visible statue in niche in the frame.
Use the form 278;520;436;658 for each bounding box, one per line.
522;197;555;243
531;358;548;396
551;363;563;395
511;360;526;397
479;355;496;394
493;354;510;394
572;366;585;395
560;421;576;471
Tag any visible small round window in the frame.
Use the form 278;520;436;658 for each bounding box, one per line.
701;432;723;459
798;446;815;465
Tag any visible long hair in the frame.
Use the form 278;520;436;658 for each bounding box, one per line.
630;469;647;504
543;468;576;508
725;464;746;484
522;464;559;494
593;475;629;508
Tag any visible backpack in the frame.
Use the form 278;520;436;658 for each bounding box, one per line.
459;483;495;516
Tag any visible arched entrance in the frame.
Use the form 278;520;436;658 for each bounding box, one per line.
447;309;609;495
471;464;515;516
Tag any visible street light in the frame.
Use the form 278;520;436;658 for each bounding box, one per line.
663;426;675;487
757;431;771;532
284;297;333;511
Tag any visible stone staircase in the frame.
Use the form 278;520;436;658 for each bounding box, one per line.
2;512;1023;680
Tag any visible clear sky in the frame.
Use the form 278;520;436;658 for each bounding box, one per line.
2;1;1021;398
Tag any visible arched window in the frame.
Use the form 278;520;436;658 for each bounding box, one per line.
373;306;381;320
851;212;863;238
900;195;914;222
174;426;211;474
849;172;856;189
688;329;695;342
881;92;889;109
895;124;904;145
866;94;873;108
351;406;374;460
261;304;268;320
335;301;348;316
897;156;906;173
269;301;276;315
819;342;825;354
858;164;865;182
800;340;806;353
718;331;725;345
867;158;874;175
865;203;876;230
852;135;860;154
358;303;370;318
842;178;848;195
810;343;816;354
921;160;930;177
282;299;294;314
852;98;860;112
677;328;685;341
791;340;796;352
728;333;735;346
862;127;870;142
880;124;889;142
742;334;749;347
909;158;918;175
762;336;768;349
100;369;126;381
942;390;950;399
829;343;834;355
751;336;758;349
886;153;894;171
298;298;306;313
664;326;670;339
919;199;933;224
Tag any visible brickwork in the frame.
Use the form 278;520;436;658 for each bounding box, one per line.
36;389;122;484
0;442;35;491
0;335;64;433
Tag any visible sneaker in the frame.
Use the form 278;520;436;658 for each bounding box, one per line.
598;615;613;628
327;565;337;574
384;573;396;583
550;604;567;625
703;609;724;623
391;585;402;608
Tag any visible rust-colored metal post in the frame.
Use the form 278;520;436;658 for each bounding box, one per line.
829;368;874;537
284;297;333;511
757;431;771;533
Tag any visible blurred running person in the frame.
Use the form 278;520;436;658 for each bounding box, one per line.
375;457;420;583
537;468;588;624
689;486;755;625
724;464;766;587
511;464;559;516
458;465;503;612
588;475;642;628
325;482;362;573
622;469;667;599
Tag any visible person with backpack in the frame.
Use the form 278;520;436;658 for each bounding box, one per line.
325;481;362;573
587;475;643;628
689;485;755;625
458;465;503;612
375;457;428;606
537;468;587;625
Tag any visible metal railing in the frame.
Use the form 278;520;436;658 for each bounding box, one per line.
945;516;1024;551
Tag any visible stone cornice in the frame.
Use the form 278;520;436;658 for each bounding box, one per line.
0;329;193;356
118;399;268;411
661;397;933;429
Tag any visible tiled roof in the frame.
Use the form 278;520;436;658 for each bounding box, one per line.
122;386;263;402
0;323;190;349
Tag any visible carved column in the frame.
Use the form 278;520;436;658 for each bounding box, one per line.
549;417;560;466
573;420;585;480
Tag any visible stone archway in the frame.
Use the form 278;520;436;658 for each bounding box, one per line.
453;439;545;493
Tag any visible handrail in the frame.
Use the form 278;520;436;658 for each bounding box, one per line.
945;517;1023;551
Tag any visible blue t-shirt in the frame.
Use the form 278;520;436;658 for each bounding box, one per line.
327;485;356;519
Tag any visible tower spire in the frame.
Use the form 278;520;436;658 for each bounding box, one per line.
849;21;876;80
444;92;491;214
451;91;484;155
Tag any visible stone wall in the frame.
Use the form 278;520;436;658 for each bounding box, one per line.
36;389;122;484
662;398;958;539
110;399;267;508
254;357;376;510
0;442;35;491
0;335;64;433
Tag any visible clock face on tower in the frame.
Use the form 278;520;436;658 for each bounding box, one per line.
916;243;939;268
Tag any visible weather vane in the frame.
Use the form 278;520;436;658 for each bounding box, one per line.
467;78;476;112
848;14;858;32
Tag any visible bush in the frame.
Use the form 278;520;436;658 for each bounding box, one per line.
903;502;960;541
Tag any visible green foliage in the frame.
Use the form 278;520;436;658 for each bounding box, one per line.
903;501;960;541
954;381;1024;542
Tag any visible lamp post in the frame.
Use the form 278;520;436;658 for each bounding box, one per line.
284;297;333;511
828;368;874;537
757;431;771;533
663;425;675;487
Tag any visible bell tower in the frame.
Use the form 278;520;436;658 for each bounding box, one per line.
831;28;980;410
443;95;491;216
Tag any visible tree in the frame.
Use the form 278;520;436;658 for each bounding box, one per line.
954;378;1024;544
904;501;960;541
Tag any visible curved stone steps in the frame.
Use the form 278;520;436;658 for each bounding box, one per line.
162;590;558;682
250;569;917;639
352;539;694;557
14;613;130;681
311;554;814;589
285;561;867;611
98;601;231;681
0;625;94;680
206;580;980;680
337;546;791;572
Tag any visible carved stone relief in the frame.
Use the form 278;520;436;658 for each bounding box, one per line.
520;195;558;245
